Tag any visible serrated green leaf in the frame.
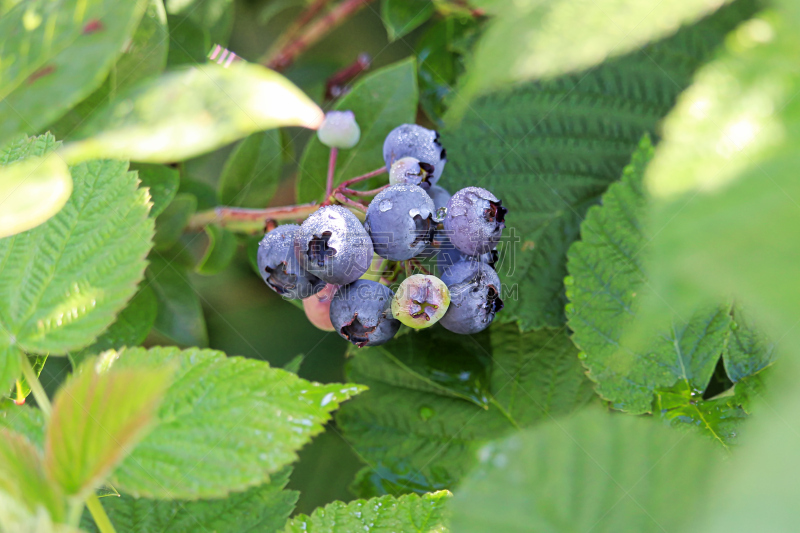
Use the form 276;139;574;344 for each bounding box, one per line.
347;327;492;407
338;325;594;495
0;428;66;524
219;129;284;208
63;63;323;164
131;163;180;218
153;193;197;251
81;468;298;533
196;225;237;275
454;0;734;113
50;0;170;140
566;137;770;445
146;257;208;347
567;138;729;414
451;408;720;533
45;362;173;499
441;1;755;330
108;346;365;499
68;285;158;369
0;133;71;238
416;17;479;126
297;58;418;203
284;491;451;533
0;0;148;145
724;307;776;383
381;0;434;41
0;156;154;382
641;10;800;345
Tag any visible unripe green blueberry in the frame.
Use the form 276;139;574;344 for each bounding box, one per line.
391;274;450;329
317;110;360;148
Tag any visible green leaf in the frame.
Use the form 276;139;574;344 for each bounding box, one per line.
146;257;208;347
218;129;284;208
441;1;755;330
0;157;154;377
381;0;435;41
153;193;197;251
45;361;173;498
416;17;479;125
338;324;594;495
50;0;170;140
165;0;234;43
0;134;71;238
0;428;66;524
297;58;418;203
724;307;776;383
81;468;298;533
67;285;158;369
450;408;721;533
196;225;238;275
284;491;451;533
108;346;365;499
63;63;323;164
283;354;305;374
567;138;728;413
454;0;735;112
166;14;211;67
131;163;180;218
641;10;800;344
0;0;149;145
0;401;45;449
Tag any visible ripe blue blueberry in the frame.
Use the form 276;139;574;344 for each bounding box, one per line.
296;205;374;285
317;110;360;148
437;243;498;282
383;124;446;186
365;184;437;261
426;184;451;212
439;262;504;334
443;186;507;256
389;157;436;190
257;224;325;299
329;280;400;347
391;274;450;329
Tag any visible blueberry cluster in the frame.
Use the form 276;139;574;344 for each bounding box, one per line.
257;117;507;347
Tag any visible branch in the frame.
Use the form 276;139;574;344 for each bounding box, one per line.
187;203;320;232
265;0;377;71
326;53;371;99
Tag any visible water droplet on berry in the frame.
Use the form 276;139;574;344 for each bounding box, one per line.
379;199;392;212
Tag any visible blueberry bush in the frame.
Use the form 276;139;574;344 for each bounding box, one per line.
1;0;799;531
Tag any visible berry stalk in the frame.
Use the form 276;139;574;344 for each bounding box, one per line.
187;203;321;232
324;147;339;202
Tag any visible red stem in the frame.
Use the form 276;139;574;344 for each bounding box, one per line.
323;147;339;205
341;184;390;197
409;258;431;275
326;53;371;100
339;166;387;189
266;0;376;71
334;192;367;212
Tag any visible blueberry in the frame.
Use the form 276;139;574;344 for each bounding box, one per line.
317;110;360;149
383;124;446;186
257;224;326;299
329;280;400;347
365;184;437;261
426;185;451;212
389;157;436;190
439;262;504;334
437;244;498;282
443;186;507;256
391;274;450;329
296;205;374;285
